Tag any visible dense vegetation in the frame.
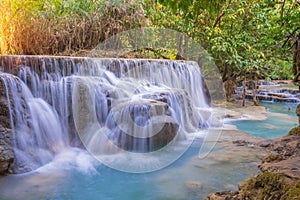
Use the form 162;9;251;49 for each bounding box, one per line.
0;0;299;98
0;0;147;55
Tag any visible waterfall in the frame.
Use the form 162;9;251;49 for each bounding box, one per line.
0;56;211;173
0;73;66;173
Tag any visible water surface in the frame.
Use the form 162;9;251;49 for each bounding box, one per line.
231;102;298;139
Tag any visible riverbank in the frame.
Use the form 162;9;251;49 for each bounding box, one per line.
212;99;268;122
206;130;300;200
206;101;300;200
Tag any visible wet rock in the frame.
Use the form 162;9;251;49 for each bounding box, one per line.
206;191;239;200
0;73;32;175
0;75;14;174
0;151;14;174
236;80;300;103
256;140;272;148
296;104;300;116
260;155;300;179
106;100;179;152
268;92;293;99
233;140;254;147
185;181;203;193
262;152;283;163
112;115;179;152
247;94;299;103
207;131;300;200
151;116;179;144
267;135;300;158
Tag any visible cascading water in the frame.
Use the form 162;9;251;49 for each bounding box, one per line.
0;56;211;173
0;73;66;172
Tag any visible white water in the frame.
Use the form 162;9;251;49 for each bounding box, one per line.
1;74;66;173
1;57;272;200
1;58;211;173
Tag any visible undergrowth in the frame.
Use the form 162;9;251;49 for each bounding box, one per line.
0;0;147;55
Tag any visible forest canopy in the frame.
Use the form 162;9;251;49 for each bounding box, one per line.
0;0;299;85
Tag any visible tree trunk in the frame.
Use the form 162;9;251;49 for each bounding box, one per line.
293;32;300;90
253;78;259;106
242;76;246;107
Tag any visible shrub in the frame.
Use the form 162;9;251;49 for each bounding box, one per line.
0;0;147;55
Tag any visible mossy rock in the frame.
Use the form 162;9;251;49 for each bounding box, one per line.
263;153;283;163
282;181;300;200
296;104;300;116
238;172;300;200
288;127;300;136
239;172;286;200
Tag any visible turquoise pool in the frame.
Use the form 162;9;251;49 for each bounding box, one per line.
0;136;260;200
231;102;298;139
0;102;295;200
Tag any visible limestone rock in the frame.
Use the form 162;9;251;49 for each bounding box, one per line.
206;191;239;200
185;181;203;192
207;131;300;200
106;100;179;152
0;76;14;175
296;104;300;116
288;126;300;136
111;115;179;152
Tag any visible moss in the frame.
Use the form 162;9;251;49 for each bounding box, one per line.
239;172;287;200
288;127;300;136
263;153;283;163
238;172;300;200
282;181;300;200
238;177;257;199
255;172;286;199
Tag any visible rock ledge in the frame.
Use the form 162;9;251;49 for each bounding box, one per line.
206;128;300;200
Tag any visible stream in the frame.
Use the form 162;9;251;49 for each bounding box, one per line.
1;102;295;200
0;56;298;200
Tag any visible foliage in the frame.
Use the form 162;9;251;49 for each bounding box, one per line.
143;0;299;82
0;0;147;55
0;0;299;82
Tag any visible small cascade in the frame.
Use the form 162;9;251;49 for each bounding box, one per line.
0;56;211;173
0;73;66;172
236;80;299;103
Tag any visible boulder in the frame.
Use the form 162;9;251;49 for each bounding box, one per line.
106;100;179;152
185;181;203;192
111;116;179;153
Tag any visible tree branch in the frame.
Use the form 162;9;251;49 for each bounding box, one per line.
213;12;225;28
282;27;300;48
280;0;286;24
